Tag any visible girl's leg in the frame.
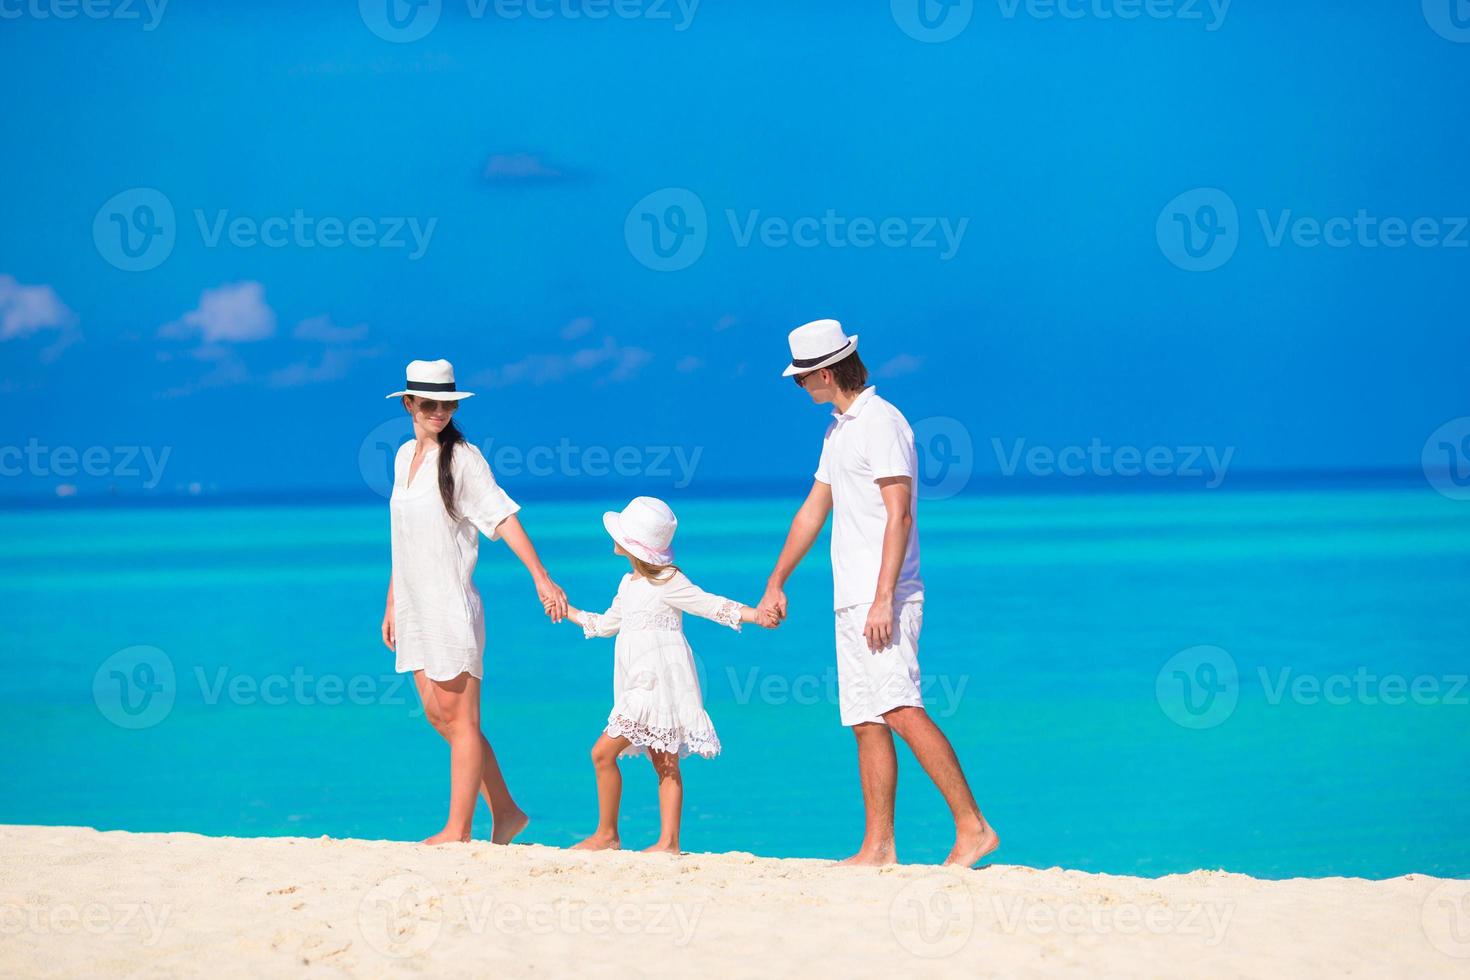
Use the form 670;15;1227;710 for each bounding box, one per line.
412;671;529;845
643;750;683;854
572;733;629;850
419;672;484;845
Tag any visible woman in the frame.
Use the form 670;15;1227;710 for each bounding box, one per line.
380;358;567;845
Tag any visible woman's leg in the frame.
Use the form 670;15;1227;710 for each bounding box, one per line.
479;737;530;845
572;733;629;850
412;671;529;845
643;750;683;854
419;671;483;845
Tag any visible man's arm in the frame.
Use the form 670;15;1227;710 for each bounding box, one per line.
759;479;833;620
863;476;914;651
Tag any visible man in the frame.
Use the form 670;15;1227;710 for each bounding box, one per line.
757;319;999;867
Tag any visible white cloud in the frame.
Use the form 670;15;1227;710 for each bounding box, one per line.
482;152;572;183
293;314;369;344
160;281;275;344
675;355;703;373
268;348;359;387
713;314;738;332
875;353;924;378
608;345;652;383
474;336;653;388
0;274;76;341
158;348;250;399
559;316;594;340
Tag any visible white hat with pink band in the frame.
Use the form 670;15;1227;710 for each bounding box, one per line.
602;496;678;565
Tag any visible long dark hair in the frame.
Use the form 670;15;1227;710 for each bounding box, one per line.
436;419;465;522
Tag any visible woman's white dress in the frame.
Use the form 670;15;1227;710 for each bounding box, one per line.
581;571;739;760
390;439;520;682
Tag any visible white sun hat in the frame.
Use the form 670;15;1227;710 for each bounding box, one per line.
385;358;475;400
782;318;859;377
602;496;678;566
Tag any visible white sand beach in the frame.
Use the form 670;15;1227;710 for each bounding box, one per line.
1;825;1465;978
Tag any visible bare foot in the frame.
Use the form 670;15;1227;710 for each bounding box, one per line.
492;809;530;846
944;823;1000;867
422;828;471;846
571;832;621;851
840;844;898;866
641;841;681;855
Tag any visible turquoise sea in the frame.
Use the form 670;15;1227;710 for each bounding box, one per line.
2;485;1467;879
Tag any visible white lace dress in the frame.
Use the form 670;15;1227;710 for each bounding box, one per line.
389;440;520;682
579;570;739;760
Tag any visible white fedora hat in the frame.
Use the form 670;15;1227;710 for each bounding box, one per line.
782;318;859;377
385;358;475;400
602;496;678;566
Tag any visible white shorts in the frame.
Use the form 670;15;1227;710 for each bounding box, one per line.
834;601;924;727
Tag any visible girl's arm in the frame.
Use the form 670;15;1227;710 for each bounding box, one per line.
569;591;623;638
662;573;775;631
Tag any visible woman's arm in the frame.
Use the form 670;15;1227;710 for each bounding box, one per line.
496;514;568;622
381;576;395;651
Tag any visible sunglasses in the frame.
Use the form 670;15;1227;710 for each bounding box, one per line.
412;397;459;413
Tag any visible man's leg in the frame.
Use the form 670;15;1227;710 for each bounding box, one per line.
842;722;900;865
884;706;999;866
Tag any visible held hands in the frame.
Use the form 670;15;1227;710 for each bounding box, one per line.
755;585;788;629
536;575;568;623
742;604;781;629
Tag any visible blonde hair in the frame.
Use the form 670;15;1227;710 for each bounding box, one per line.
618;546;679;583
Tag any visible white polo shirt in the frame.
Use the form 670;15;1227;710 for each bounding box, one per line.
814;386;924;611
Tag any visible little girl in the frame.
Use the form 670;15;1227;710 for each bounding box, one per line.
557;496;774;854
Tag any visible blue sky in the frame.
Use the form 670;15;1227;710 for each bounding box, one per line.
1;1;1467;499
